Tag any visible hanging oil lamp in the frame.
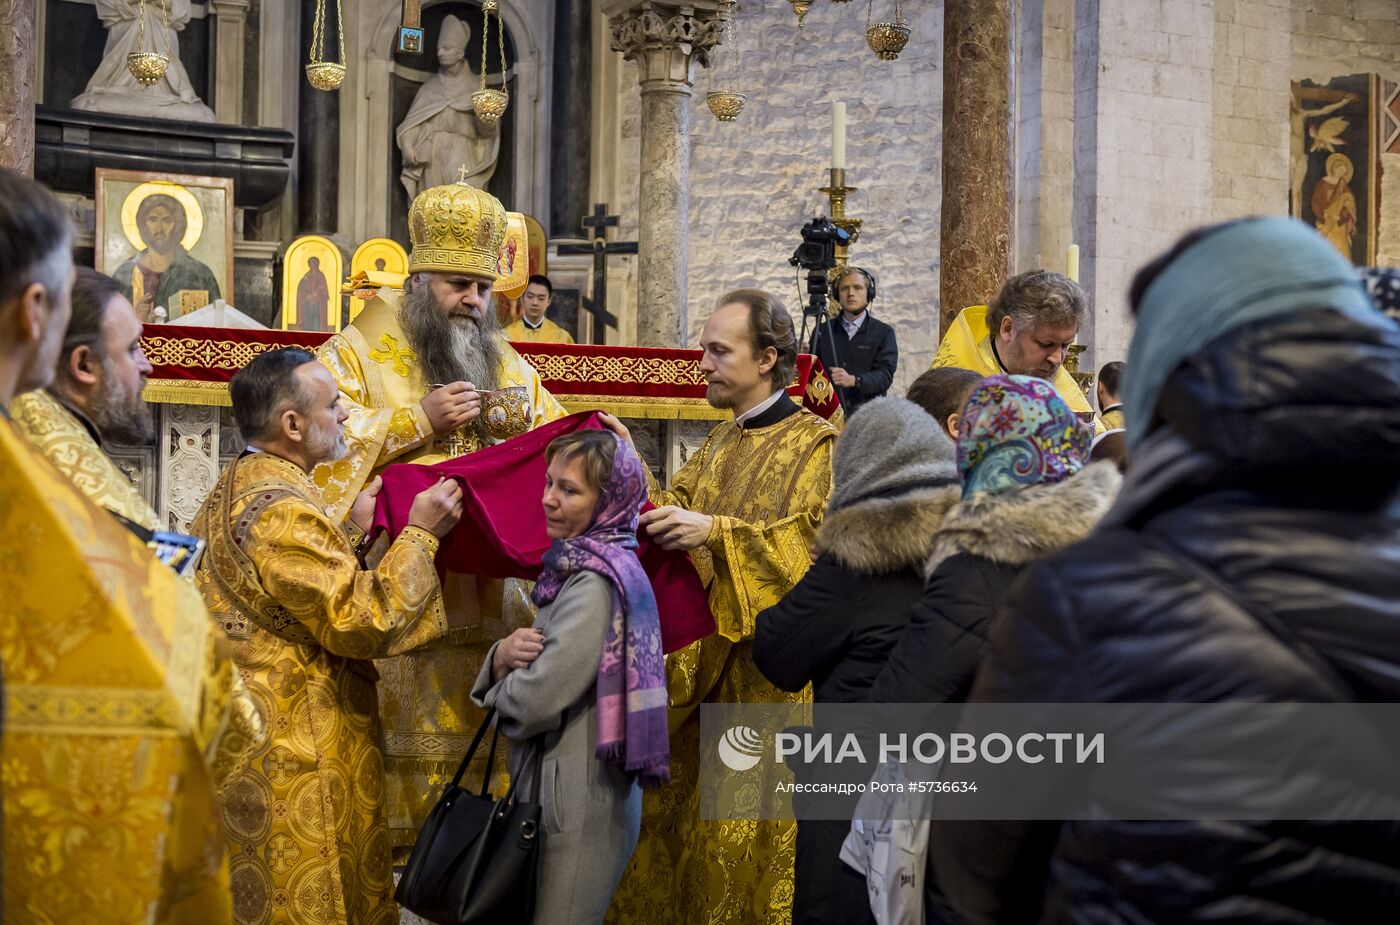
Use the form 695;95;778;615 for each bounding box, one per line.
306;0;346;90
127;0;171;87
706;0;745;122
472;0;509;124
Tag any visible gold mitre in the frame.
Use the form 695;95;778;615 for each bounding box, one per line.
407;179;508;279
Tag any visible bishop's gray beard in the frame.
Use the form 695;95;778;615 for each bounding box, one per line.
399;284;502;394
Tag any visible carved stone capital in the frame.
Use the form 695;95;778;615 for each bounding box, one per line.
604;1;726;92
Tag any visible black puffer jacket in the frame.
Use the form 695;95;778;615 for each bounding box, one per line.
930;309;1400;924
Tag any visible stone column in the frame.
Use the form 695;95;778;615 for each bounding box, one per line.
0;0;36;174
211;0;252;124
939;0;1015;336
550;0;592;239
296;0;339;232
604;0;723;348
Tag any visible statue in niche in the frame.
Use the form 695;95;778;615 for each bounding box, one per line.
396;14;501;199
72;0;215;122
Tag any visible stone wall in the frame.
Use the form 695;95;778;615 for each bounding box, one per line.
686;0;942;392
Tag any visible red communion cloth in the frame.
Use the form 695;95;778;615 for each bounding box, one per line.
372;411;715;653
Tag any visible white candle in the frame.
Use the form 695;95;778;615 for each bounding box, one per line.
831;101;847;170
1067;243;1080;283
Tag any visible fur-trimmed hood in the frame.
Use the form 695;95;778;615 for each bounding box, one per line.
926;462;1121;575
814;482;962;573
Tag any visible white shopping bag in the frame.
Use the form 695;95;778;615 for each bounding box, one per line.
840;759;934;925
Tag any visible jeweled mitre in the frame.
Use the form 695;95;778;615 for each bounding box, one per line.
407;180;508;279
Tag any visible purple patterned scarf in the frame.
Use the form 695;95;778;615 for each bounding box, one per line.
531;435;670;786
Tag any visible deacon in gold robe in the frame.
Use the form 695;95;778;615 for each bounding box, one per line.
503;274;576;344
193;348;465;924
931;269;1100;426
314;180;567;850
0;171;249;925
604;289;837;925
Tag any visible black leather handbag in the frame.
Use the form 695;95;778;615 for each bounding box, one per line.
395;707;544;925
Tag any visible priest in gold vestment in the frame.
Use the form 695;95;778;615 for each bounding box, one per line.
314;180;567;850
605;290;837;924
194;348;465;924
932;269;1100;426
0;171;251;925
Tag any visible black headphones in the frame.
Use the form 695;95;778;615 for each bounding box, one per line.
841;266;877;303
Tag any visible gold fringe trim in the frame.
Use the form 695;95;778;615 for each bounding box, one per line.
142;380;232;406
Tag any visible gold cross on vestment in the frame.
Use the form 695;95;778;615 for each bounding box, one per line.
368;333;416;377
457;164;469;184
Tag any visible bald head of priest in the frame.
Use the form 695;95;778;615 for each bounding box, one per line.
987;270;1086;381
0;169;75;411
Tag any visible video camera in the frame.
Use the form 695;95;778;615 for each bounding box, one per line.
789;216;852;273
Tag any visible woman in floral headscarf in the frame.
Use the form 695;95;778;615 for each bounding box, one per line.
870;374;1119;707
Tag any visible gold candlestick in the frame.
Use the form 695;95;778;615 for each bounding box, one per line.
818;168;863;272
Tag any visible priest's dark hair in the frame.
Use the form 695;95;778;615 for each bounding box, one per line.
1097;360;1125;399
0;168;73;309
718;288;798;390
231;347;317;443
54;268;124;382
528;274;553;295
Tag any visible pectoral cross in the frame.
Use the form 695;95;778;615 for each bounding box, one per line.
457;164;469;183
557;203;638;345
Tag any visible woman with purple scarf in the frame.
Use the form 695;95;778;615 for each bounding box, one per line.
471;429;669;925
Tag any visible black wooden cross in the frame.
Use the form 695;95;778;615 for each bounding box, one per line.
556;203;638;345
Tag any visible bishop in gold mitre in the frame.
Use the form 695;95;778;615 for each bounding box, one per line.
0;174;257;925
931;270;1100;426
314;178;567;852
605;289;837;925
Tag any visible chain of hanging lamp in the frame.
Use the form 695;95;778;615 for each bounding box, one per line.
472;1;510;124
127;0;173;86
306;0;346;90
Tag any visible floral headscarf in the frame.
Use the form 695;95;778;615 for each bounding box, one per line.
532;434;669;786
1361;267;1400;323
956;374;1091;498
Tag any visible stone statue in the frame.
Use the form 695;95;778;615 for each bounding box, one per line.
72;0;215;122
396;14;501;199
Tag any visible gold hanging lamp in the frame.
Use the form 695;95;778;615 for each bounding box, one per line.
305;0;346;90
472;0;509;124
866;0;911;61
706;0;745;122
127;0;171;87
788;0;812;28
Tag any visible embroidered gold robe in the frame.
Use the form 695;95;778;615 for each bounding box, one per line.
608;405;837;925
193;451;450;924
315;291;567;850
0;414;250;925
932;304;1102;429
10;388;160;529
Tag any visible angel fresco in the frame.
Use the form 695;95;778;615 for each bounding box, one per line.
1290;76;1379;266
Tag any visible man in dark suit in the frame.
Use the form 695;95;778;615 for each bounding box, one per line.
807;266;898;414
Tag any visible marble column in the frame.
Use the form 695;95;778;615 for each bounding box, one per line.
296;0;339;232
550;0;592;238
604;0;723;348
0;0;36;174
211;0;251;124
939;0;1015;336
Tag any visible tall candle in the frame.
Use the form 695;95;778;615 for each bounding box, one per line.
831;101;847;170
1067;243;1080;283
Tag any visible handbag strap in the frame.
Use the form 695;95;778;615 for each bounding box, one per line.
448;707;499;792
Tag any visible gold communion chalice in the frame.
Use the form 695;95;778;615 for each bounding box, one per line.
481;386;532;441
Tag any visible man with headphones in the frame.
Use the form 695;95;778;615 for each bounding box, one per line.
807;266;899;414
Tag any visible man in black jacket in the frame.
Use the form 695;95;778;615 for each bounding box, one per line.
807;267;897;414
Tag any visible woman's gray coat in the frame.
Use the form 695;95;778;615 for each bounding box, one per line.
471;570;642;925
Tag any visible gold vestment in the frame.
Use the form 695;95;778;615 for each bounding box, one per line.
932;304;1101;427
503;316;576;344
609;404;837;925
315;291;567;849
0;413;251;924
193;451;449;924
